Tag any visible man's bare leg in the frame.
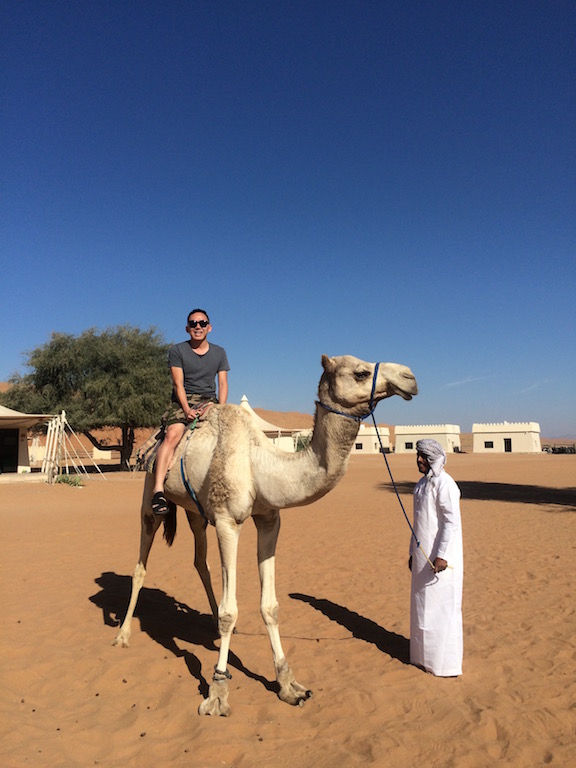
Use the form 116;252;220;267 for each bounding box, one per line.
151;422;186;514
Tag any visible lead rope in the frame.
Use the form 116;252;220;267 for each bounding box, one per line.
369;365;436;569
369;411;437;570
317;364;435;569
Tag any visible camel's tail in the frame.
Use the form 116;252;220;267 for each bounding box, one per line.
162;501;177;546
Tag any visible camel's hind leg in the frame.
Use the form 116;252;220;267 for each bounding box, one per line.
112;474;163;647
184;508;219;624
254;511;312;706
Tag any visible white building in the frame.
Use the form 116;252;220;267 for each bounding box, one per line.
351;423;390;454
394;424;461;454
472;422;541;453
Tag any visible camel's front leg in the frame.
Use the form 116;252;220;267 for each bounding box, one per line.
112;476;163;647
254;511;312;707
198;516;241;717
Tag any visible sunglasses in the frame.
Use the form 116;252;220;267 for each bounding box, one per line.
188;320;209;328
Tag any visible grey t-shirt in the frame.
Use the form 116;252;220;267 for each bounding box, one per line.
168;341;230;400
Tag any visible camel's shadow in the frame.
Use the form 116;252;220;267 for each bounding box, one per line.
89;572;276;697
290;593;410;664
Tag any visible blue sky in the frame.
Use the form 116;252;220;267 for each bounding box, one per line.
2;1;575;436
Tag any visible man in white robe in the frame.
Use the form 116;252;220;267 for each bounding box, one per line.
409;439;463;676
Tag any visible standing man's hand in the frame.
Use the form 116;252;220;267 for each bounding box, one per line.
432;557;448;573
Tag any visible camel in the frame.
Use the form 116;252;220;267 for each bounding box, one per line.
113;354;417;716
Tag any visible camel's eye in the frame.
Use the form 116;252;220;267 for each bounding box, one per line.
354;370;371;381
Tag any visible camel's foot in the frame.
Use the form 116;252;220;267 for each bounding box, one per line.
111;628;130;648
276;661;313;707
198;678;231;717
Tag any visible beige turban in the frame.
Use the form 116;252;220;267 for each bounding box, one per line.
416;439;446;477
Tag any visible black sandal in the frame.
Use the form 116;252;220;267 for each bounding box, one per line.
151;491;170;516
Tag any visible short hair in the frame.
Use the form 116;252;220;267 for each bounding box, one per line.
187;308;210;323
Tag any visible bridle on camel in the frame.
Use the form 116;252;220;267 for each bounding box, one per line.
316;362;381;423
317;362;436;570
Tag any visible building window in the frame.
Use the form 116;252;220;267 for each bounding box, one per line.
405;442;414;450
355;443;363;450
484;441;494;449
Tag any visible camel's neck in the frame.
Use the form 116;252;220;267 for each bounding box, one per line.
309;404;360;475
281;404;361;505
247;403;362;511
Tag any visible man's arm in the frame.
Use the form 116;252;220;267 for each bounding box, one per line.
434;475;460;571
171;366;195;419
217;370;228;404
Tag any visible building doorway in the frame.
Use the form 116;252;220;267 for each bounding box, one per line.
0;429;19;473
504;438;512;453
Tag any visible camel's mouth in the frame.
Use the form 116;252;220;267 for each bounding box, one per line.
388;387;413;401
385;369;418;401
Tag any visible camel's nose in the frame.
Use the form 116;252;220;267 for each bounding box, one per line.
400;367;418;396
379;363;418;400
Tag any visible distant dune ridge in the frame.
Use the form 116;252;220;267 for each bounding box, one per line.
253;408;314;430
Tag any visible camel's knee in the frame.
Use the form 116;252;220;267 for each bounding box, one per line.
144;511;166;538
133;562;146;580
218;608;238;637
194;556;209;575
193;536;209;571
261;601;279;627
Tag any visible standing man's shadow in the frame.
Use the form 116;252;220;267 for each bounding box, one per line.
290;592;410;664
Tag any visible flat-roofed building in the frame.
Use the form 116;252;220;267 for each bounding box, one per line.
472;422;541;453
351;423;391;454
394;424;461;453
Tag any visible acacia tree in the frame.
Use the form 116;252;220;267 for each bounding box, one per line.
1;325;171;466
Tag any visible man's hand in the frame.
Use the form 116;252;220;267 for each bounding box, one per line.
432;557;448;573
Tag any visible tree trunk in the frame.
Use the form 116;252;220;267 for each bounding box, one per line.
120;425;135;468
82;426;135;468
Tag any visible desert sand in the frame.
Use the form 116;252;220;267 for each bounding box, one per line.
1;451;575;767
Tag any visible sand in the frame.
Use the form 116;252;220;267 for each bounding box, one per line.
1;452;575;768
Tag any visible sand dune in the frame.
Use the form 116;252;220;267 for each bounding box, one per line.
1;453;575;767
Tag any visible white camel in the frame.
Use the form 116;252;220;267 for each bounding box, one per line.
113;354;417;716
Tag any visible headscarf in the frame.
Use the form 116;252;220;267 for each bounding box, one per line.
416;439;446;477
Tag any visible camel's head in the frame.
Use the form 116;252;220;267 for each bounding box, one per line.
319;355;418;418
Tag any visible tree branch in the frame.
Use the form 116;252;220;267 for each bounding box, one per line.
82;431;121;452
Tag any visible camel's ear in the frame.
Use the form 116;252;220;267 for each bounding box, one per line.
321;354;335;372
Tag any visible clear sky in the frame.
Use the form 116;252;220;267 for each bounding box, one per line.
2;1;575;436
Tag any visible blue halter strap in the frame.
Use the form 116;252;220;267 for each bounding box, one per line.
179;417;207;521
317;362;380;422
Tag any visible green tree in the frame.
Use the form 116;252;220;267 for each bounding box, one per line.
0;326;171;466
